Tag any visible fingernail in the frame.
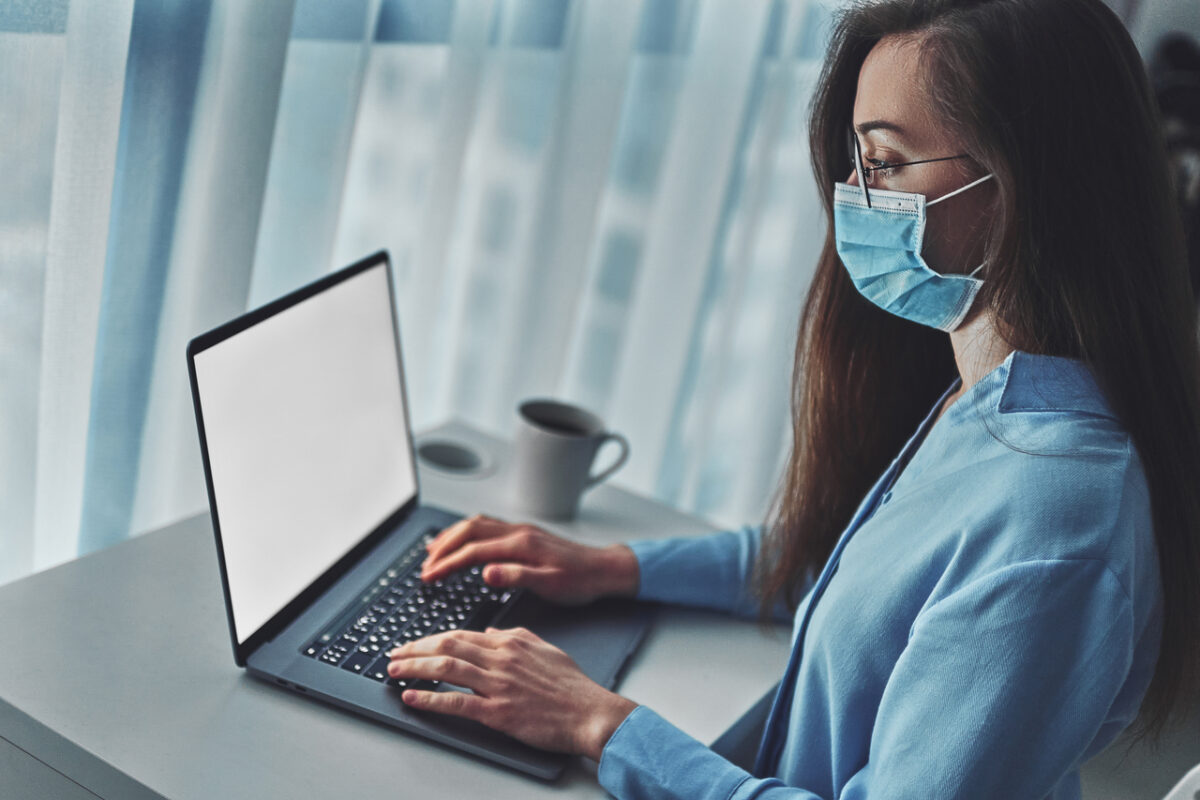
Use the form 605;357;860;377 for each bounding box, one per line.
387;663;398;676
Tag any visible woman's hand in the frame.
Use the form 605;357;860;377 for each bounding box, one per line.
420;514;638;605
387;627;638;761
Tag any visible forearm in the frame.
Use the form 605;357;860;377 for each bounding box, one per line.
627;525;795;622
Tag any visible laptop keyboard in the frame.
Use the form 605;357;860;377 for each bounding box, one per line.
300;527;520;687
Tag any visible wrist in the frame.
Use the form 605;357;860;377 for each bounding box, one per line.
580;691;638;762
596;544;639;598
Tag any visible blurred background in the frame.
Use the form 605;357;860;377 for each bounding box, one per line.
1;0;1196;587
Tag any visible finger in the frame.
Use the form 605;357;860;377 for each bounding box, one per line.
387;629;496;661
485;625;540;643
425;514;510;563
421;535;536;582
387;655;495;692
481;562;557;591
511;626;540;642
400;687;489;722
425;514;487;555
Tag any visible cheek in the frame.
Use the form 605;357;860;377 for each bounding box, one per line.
922;201;980;274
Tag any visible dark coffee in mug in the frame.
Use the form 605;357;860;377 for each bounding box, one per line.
530;418;589;437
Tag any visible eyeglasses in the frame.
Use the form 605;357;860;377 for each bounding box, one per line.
848;127;969;208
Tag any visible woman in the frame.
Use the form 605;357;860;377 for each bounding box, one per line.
388;0;1200;796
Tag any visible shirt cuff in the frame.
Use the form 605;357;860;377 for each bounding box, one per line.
598;705;752;800
626;538;679;601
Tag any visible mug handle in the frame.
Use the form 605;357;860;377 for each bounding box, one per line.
585;432;630;489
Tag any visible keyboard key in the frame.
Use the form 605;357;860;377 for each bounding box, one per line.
341;650;374;673
365;657;391;681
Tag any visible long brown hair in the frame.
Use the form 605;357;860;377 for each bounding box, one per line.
758;0;1200;744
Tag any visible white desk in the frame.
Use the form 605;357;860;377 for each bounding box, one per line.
0;420;791;799
2;419;1194;798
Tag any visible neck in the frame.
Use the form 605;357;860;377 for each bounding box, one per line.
940;309;1011;415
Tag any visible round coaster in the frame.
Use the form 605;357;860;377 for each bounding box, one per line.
416;439;495;479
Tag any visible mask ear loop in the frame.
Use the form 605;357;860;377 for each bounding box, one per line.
926;173;994;207
936;174;994;279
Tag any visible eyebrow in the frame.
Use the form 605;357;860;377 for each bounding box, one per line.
854;119;908;140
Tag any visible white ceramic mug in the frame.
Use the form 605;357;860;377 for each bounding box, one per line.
510;399;630;520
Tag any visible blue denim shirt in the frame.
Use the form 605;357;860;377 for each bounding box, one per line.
599;351;1163;800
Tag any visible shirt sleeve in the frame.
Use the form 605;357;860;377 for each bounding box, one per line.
598;558;1136;800
627;524;797;623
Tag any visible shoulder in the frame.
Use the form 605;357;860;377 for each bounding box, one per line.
989;350;1133;456
925;351;1147;523
919;351;1157;607
980;351;1149;531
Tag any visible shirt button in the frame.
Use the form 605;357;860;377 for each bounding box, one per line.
881;490;893;504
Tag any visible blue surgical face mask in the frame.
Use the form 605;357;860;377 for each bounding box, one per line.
832;173;994;332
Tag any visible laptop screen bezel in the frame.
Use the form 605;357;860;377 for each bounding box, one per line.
186;250;421;667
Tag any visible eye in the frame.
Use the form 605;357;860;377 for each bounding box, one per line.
867;157;899;177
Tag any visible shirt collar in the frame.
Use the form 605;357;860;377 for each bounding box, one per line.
894;350;1119;494
997;351;1118;421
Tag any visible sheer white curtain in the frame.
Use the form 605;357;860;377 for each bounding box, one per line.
1;0;840;587
326;0;833;526
1;0;136;583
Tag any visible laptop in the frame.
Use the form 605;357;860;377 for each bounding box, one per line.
186;250;650;780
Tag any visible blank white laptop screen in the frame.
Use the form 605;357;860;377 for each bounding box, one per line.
192;263;416;646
